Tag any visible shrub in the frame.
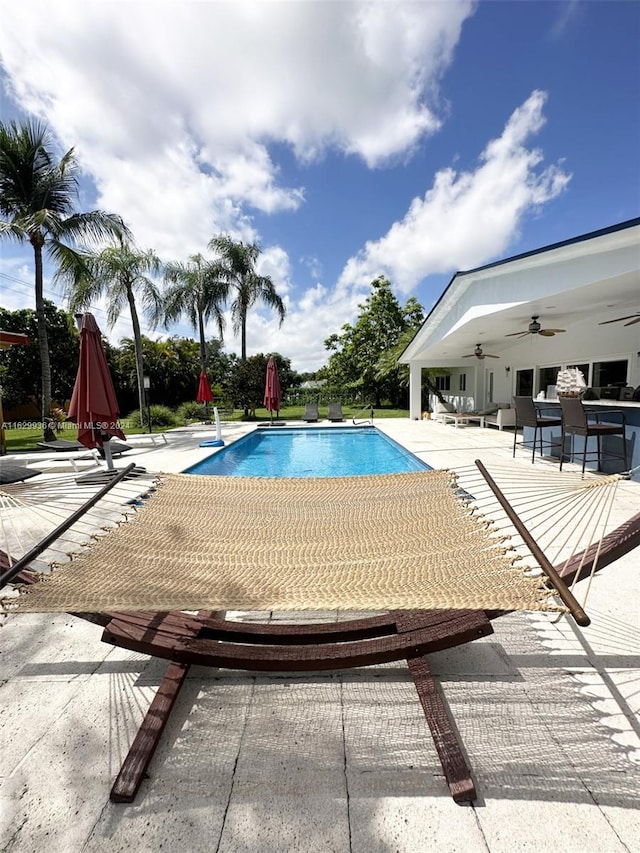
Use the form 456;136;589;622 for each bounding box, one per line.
176;401;207;422
128;405;180;429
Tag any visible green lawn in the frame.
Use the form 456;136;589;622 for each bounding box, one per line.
2;404;409;452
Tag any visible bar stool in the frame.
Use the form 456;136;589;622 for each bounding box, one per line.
512;397;562;463
559;396;628;474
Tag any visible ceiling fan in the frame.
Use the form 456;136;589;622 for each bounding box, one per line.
598;312;640;327
505;315;566;338
462;344;500;360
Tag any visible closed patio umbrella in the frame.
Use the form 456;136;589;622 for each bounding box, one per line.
68;313;128;481
196;370;214;422
264;356;282;424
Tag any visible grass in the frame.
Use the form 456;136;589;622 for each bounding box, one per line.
2;404;409;452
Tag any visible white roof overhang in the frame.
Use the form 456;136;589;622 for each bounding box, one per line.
399;219;640;367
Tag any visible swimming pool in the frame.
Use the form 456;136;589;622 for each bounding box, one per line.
185;426;431;477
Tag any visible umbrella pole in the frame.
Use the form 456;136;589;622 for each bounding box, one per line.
103;438;116;471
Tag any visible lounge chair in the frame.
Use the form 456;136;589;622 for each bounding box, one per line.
302;402;319;422
4;462;638;804
326;402;344;422
3;448;102;473
37;438;85;451
0;462;42;485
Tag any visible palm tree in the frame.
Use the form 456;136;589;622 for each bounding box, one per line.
57;238;163;415
375;327;447;409
162;253;227;381
0;119;126;433
208;235;286;362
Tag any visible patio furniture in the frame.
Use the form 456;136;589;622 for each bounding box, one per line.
37;438;85;451
432;400;457;423
512;397;562;463
559;396;628;474
326;402;344;422
302;402;319;422
2;448;102;473
121;433;168;447
483;406;516;430
0;462;42;485
441;412;485;428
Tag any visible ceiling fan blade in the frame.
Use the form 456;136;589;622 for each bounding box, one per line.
462;354;475;358
624;316;640;326
485;354;500;358
538;329;556;336
544;328;566;333
505;331;528;337
599;313;640;325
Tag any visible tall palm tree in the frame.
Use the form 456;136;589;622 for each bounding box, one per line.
208;235;286;362
57;238;163;415
0;119;126;432
162;253;227;379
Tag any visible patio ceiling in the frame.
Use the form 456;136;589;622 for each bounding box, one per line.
400;219;640;367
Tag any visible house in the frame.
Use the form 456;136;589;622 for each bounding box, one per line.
399;218;640;418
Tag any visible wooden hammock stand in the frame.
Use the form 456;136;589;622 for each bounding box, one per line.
3;461;640;805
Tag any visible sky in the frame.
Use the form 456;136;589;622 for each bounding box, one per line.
0;0;639;373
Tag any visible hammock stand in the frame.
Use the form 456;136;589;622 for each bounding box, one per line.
2;461;640;805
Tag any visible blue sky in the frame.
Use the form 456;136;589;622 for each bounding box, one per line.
1;1;638;372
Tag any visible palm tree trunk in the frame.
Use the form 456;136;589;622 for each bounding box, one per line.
240;310;247;362
126;285;146;416
424;373;446;406
197;310;209;419
32;237;52;438
240;310;249;415
197;312;207;374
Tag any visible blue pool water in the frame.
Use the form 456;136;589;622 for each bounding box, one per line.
185;426;430;477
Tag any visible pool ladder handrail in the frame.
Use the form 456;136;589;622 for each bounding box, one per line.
352;405;374;426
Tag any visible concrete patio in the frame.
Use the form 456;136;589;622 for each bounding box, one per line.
1;418;638;852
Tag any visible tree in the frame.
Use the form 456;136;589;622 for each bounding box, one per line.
374;300;449;410
224;352;294;417
324;276;409;407
0;301;79;409
208;235;286;362
57;237;162;415
162;253;227;382
113;335;203;410
0;118;125;433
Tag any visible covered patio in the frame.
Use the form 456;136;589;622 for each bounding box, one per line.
400;219;640;419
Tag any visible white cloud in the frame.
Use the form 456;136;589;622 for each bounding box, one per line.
338;90;572;293
1;4;573;374
0;0;474;260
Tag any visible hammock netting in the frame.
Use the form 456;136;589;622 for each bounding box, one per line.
2;470;565;615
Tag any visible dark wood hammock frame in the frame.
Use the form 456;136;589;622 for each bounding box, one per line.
2;461;640;805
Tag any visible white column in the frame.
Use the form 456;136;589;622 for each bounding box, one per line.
409;363;422;419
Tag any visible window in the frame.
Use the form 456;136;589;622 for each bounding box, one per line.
516;368;534;397
435;375;451;391
538;366;560;396
459;373;467;392
573;363;590;385
592;360;628;388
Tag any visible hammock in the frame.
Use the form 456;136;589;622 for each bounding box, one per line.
2;466;589;617
1;461;634;616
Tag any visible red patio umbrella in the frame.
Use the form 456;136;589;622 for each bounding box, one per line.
68;313;126;473
264;355;282;423
196;370;214;421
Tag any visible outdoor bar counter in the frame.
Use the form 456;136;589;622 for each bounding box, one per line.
523;399;640;480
